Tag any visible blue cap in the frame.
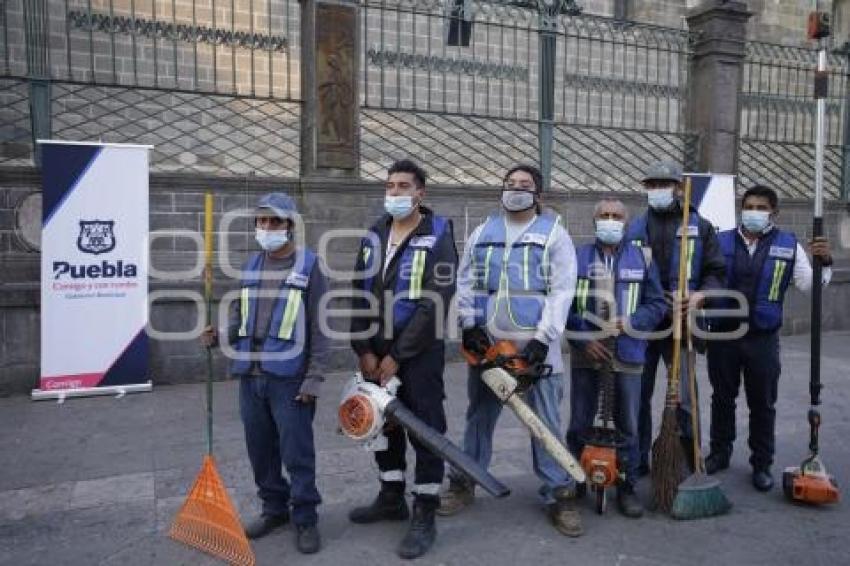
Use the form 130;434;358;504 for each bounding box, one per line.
255;192;298;219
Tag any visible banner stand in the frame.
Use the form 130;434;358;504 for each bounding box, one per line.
35;140;153;401
31;381;153;402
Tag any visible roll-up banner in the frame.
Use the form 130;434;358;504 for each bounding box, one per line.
33;141;152;400
687;173;737;232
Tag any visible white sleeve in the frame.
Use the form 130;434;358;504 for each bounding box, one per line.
534;224;577;344
457;224;484;330
793;242;832;292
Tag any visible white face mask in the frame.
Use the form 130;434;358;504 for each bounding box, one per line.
384;195;416;219
741;210;771;234
647;186;676;210
595;219;625;245
255;228;290;251
501;190;536;212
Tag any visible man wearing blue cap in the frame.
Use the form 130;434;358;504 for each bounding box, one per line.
201;192;328;554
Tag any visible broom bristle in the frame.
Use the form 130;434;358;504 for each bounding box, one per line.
651;407;688;514
671;473;732;520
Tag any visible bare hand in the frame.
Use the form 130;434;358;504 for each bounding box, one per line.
359;353;380;380
809;237;833;264
200;325;218;348
375;355;400;386
584;340;612;363
294;393;316;404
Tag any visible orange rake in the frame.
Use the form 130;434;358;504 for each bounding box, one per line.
170;455;255;566
169;192;256;565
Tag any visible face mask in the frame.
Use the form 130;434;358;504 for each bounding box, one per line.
255;228;290;251
647;187;675;210
384;195;415;219
501;190;536;212
595;219;625;245
741;210;771;234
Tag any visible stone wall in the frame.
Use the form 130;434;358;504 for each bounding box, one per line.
2;169;849;395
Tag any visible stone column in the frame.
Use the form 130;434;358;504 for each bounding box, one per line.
686;0;752;174
300;0;360;178
23;0;51;166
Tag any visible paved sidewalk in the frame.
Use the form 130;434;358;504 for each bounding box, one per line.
1;332;848;566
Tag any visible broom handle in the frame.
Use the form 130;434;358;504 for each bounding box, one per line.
204;192;214;456
666;177;692;409
687;329;704;473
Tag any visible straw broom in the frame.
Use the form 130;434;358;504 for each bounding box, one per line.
650;178;692;514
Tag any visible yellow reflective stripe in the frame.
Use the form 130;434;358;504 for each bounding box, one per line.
238;287;250;337
625;282;636;315
577;278;589;313
408;249;427;299
523;245;530;290
277;288;302;340
686;239;695;281
362;246;371;265
483;245;494;287
769;260;786;301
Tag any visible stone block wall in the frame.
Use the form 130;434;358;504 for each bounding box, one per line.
1;169;849;395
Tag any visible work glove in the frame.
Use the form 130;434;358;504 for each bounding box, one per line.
522;339;549;366
462;326;491;356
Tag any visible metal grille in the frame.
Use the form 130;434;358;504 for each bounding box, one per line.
0;78;33;166
51;83;300;176
2;0;301;175
360;0;695;190
738;41;849;199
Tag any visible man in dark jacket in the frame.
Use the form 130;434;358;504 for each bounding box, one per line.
348;159;458;560
624;160;726;475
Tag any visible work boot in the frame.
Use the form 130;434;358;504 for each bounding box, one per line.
397;495;438;559
295;524;321;554
752;468;774;492
243;512;289;539
704;452;730;475
436;478;474;516
546;488;583;537
616;484;644;519
349;481;409;524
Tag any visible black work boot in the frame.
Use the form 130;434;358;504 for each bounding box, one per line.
243;512;289;539
295;524;321;554
397;494;438;559
348;481;409;524
616;484;644;519
752;467;774;492
704;452;730;475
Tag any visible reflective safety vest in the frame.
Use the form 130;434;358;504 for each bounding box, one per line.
359;215;449;331
573;242;649;365
626;211;703;291
718;229;796;332
471;212;561;330
230;249;317;378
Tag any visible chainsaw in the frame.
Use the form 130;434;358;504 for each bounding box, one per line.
338;372;510;498
463;341;586;484
579;337;625;514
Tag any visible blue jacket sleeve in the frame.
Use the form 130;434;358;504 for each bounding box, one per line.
630;259;668;332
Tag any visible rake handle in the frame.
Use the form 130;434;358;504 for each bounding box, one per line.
204;192;214;456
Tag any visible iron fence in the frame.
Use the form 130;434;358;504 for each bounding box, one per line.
1;0;301;176
738;41;850;199
360;0;695;190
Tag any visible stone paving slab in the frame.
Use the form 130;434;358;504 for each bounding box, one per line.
0;332;848;565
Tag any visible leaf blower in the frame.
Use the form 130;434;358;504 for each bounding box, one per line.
338;373;511;498
463;341;586;484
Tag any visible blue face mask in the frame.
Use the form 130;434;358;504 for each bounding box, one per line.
384;195;415;219
255;229;290;251
741;210;771;234
647;187;675;210
595;219;625;245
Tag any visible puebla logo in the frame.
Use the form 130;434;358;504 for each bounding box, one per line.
77;220;116;255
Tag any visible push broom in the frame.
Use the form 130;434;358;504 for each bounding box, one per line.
169;193;256;565
650;177;692;514
670;326;732;519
